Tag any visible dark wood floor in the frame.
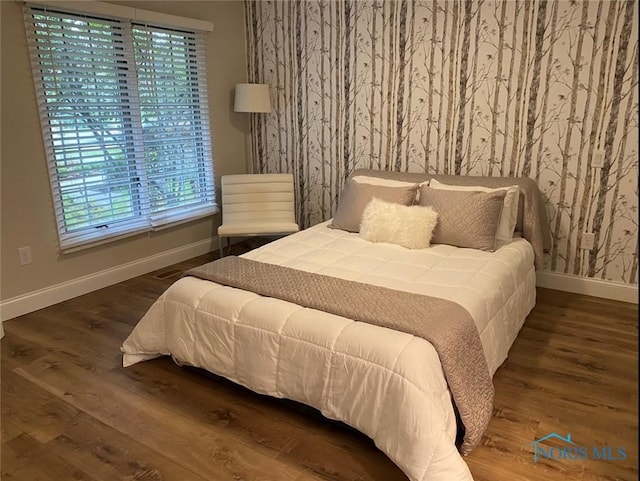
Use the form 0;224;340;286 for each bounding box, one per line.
1;244;638;481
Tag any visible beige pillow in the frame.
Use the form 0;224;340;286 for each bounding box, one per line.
331;180;418;232
429;179;519;246
419;186;506;251
359;198;438;249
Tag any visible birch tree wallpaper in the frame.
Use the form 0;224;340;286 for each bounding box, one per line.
244;0;638;285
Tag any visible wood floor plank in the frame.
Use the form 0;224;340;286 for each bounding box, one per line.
281;430;406;481
104;358;302;460
0;331;51;371
1;432;100;481
44;413;208;481
1;368;82;444
109;357;407;480
1;252;637;481
123;360;301;436
14;352;304;481
1;433;45;473
466;290;638;481
2;465;58;481
5;312;121;371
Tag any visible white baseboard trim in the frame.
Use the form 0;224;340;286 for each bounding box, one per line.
1;236;221;322
536;271;638;304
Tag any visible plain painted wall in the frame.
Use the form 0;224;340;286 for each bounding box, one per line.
0;1;250;301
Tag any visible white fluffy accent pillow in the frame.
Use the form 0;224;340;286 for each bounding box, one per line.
359;198;438;249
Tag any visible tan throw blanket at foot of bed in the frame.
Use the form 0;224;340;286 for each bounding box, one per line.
185;256;494;454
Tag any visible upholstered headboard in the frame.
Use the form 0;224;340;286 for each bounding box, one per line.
350;169;551;268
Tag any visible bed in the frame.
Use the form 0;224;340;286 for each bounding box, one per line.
122;169;550;481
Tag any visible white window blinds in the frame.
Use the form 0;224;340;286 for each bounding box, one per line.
24;4;216;251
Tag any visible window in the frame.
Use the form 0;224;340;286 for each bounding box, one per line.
24;4;216;251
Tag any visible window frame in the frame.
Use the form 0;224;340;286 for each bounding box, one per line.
24;2;217;253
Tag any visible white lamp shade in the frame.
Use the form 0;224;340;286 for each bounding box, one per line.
234;83;271;113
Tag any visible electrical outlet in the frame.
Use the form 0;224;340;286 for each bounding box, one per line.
581;233;595;250
593;150;605;168
18;246;32;265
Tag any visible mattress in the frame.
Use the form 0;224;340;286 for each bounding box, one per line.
122;221;536;481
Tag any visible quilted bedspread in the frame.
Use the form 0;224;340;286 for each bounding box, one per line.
185;255;494;454
122;221;536;481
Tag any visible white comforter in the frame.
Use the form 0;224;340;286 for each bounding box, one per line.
122;222;536;481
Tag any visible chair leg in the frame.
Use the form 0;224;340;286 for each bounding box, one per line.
219;237;225;259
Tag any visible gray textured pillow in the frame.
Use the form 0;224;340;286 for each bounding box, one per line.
331;180;418;232
419;186;506;251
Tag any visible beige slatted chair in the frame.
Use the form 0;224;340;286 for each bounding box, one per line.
217;174;299;257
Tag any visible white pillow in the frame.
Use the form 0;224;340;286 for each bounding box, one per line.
359;198;438;249
429;179;519;246
351;175;419;188
352;175;428;203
